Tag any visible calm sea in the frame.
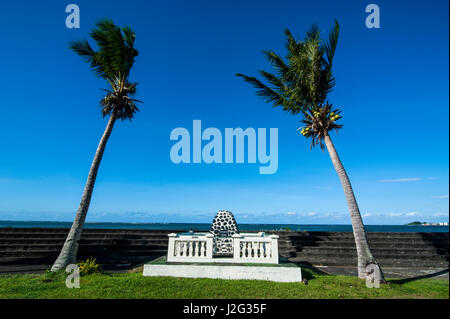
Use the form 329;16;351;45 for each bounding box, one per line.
0;220;448;232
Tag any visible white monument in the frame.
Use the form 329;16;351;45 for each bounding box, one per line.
166;210;279;264
143;210;302;282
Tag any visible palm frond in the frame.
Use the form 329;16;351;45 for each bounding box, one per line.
324;19;340;68
237;73;299;114
70;19;141;121
237;20;342;145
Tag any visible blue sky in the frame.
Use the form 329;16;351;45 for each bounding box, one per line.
0;0;448;225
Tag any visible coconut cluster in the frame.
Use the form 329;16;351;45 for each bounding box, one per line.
329;112;340;121
300;127;312;136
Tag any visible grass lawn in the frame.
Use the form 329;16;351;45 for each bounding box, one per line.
0;266;448;299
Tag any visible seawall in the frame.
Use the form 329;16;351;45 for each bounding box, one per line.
0;227;448;276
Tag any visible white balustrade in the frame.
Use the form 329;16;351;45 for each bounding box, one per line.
232;234;279;264
167;232;279;264
167;233;214;262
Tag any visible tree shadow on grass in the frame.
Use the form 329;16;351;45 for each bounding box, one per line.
388;268;449;285
286;260;330;281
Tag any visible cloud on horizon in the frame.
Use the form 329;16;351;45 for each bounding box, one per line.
432;195;449;199
377;177;422;183
377;176;442;183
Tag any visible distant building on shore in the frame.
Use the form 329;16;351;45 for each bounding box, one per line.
407;221;448;226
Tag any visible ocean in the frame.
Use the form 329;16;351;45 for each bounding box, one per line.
0;220;448;232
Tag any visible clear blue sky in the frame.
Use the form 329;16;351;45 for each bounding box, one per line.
0;0;448;225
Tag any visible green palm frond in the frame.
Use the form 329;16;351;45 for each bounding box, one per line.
262;50;289;76
324;19;340;69
69;40;95;61
236;73;298;113
237;20;341;147
70;19;142;121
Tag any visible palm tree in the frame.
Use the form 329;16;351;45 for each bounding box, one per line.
51;19;141;271
237;20;385;281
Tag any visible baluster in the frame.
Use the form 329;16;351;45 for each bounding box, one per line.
266;242;271;258
189;241;193;257
200;241;205;257
251;241;256;258
175;241;179;256
193;241;198;257
260;242;264;258
182;241;187;256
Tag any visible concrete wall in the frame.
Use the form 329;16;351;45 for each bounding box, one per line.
0;227;448;273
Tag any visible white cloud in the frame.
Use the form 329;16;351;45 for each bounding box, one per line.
302;212;317;217
378;177;421;183
432;195;449;199
313;186;333;190
405;212;419;216
286;211;297;216
387;212;403;217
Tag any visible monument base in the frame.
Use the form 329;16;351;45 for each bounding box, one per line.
142;257;302;283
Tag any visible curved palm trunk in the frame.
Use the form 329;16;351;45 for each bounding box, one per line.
51;113;117;271
324;134;385;281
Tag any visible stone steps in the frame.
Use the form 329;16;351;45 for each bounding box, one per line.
277;231;449;238
0;249;167;258
0;244;168;253
288;256;449;267
279;236;449;243
0;239;170;245
0;228;447;272
1;243;445;255
1;234;446;244
1;238;446;248
281;250;448;260
0;228;176;237
0;233;171;240
0;253;164;266
278;240;448;248
280;246;448;256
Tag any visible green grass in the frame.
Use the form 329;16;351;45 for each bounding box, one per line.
149;256;301;267
0;266;447;299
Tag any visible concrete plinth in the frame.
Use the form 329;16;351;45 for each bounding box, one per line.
143;263;302;283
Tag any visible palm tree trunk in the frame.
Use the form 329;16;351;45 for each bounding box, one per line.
51;113;117;271
323;134;385;282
